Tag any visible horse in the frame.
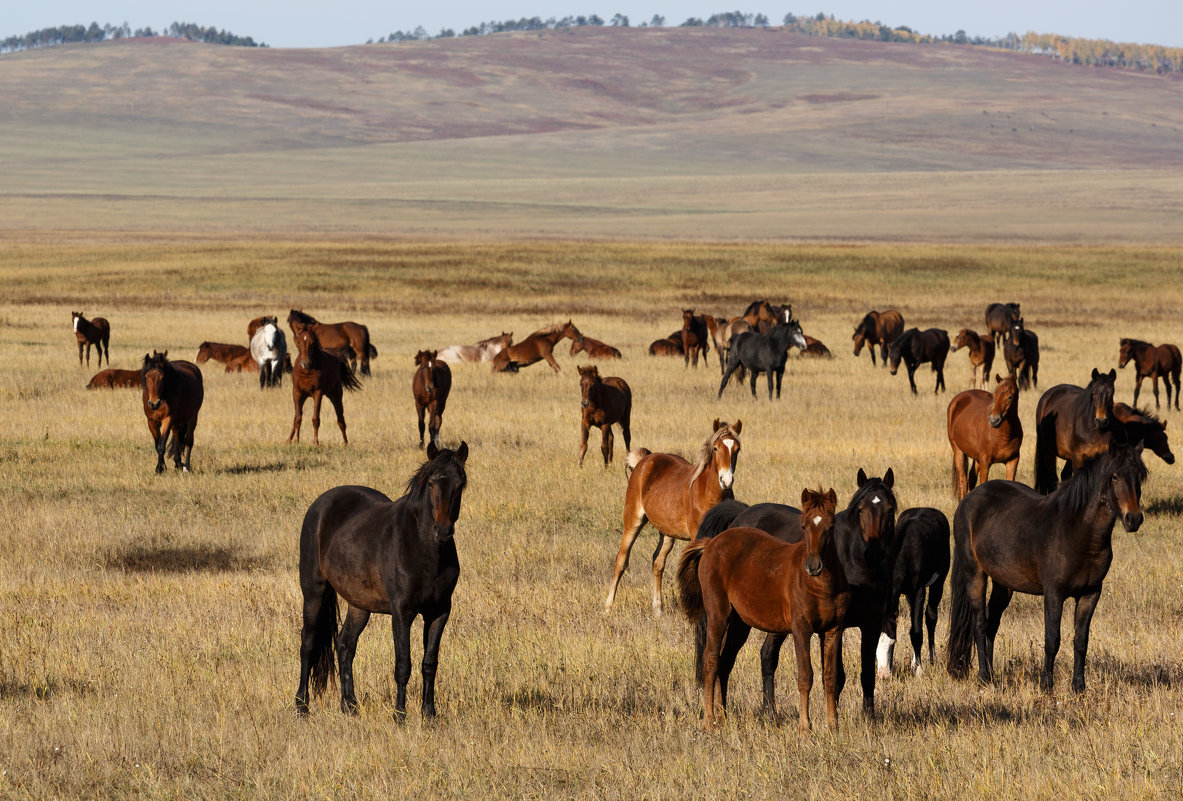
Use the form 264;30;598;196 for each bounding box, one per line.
413;350;452;449
87;368;141;389
288;309;377;376
691;468;897;718
71;312;110;368
648;335;684;357
793;334;832;359
852;309;904;367
288;328;362;446
889;328;949;394
946;442;1147;693
603;419;743;615
195;342;250;366
680;309;711;368
1003;318;1040;390
1033;368;1117;493
570;334;622;360
224;352;258;373
951;329;996;390
984;302;1021;348
877;507;949;679
740;300;778;331
491;321;581;373
247;315;267;342
250;317;288;389
678;488;847;734
713;318;753;375
717;311;807;400
1113;403;1174;466
295;441;469;721
140;351;204;474
578;365;632;467
1118;338;1181;411
947;373;1023;500
437;332;513;364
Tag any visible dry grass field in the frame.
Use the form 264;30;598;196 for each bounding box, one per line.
1;239;1181;799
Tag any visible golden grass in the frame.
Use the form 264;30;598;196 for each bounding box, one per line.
0;239;1181;799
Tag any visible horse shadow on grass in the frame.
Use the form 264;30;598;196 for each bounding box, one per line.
107;541;273;573
216;461;288;476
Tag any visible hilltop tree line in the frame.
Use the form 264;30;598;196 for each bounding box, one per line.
0;21;265;53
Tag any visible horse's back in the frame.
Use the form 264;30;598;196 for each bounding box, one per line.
879;310;904;341
732;502;803;543
947;389;991;439
1035;383;1079;423
894;508;950;588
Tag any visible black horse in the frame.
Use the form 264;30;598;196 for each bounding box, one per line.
717;310;807;400
888;328;949;394
692;468;897;718
296;441;469;721
984;302;1021;348
947;443;1146;693
877;507;949;679
1004;318;1040;390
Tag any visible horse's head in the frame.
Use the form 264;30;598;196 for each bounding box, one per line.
887;336;906;374
288;309;315;335
1117;338;1134;369
1114;403;1174;465
295;328;320;370
578;365;599;408
563;320;582;341
501;332;513;347
1103;442;1147;532
570;337;585;357
988;373;1019;428
1088;367;1117;430
853;313;874;355
785;319;807;351
423;441;469;542
951;328;970;352
850;467;896;569
72;311;83;332
1008;318;1025;346
682;309;695;330
707;418;742;491
801;487;838;577
141;350;170;410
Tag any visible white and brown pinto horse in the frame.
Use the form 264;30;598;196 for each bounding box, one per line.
438;332;513;364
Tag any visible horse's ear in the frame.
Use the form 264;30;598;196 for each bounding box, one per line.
857;467;868;487
884;467;895;489
1107;368;1117;381
161;350;168;359
456;441;468;464
1092;368;1100;380
427;442;439;459
995;374;1003;384
826;487;838;508
712;418;722;432
733;420;742;435
800;487;811;507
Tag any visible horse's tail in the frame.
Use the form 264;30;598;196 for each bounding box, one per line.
339;359;363;392
1033;412;1058;494
694;499;748;542
945;513;976;679
366;344;378;359
677;541;709;624
625;447;650;478
306;584;339;699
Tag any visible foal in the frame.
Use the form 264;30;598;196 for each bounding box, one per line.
951;329;996;390
72;311;110;368
412;350;452;449
577;365;632;467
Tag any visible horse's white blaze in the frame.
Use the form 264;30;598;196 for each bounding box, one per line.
717;438;737;488
723;438;735;451
876;633;895;672
872;495;881;505
925;572;941;587
73;317;80;332
812;515;822;525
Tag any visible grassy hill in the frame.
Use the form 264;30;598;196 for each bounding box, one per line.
2;28;1183;240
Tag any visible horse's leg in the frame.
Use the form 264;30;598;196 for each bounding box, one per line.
716;614;750;713
1133;374;1143;408
822;629;842;729
390;608;415;722
258;363;266;390
1004;456;1019;482
310;391;324;446
288;392;306;443
877;596;898;680
328;388;347;446
760;632;787;717
983;583;1012;678
857;619;879;717
417;400;427;449
968;570;990;684
792;628;814;735
429;402;441;449
577;418;590;467
717;358;740;398
1040;591;1066;692
701;610;726;730
619;409;631;454
170;421;187;470
604;501;647;611
151;416;171;474
77;340;84;366
1070;591;1102;693
182;416;197;472
600;424;613;467
952;444;968;499
907;363;918;394
766;367;774;400
748;367;759;399
650;534;677;616
925;576;945;667
1152;374;1160;409
775;367;784;399
908;588;926;674
543;346;562;373
421;606;452;717
936;361;946;393
296;578;329;715
336;604;371;715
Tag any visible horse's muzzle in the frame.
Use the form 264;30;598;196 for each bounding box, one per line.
805;557;823;577
1122;511;1144;532
718;471;734;490
148;399;161;410
987;414;1002;428
434;522;455;542
1164;453;1176;465
581;399;590;409
300;360;313;371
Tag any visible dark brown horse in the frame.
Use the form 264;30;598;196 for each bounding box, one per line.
412;350;451;449
578;365;632;467
889;328;949;394
288;328;362;446
492;321;581;373
681;309;711;368
648;335;684;357
196;342;250;366
288;309;377;376
72;311;110;368
852;309;904;367
951;328;996;390
947;443;1146;693
570;334;622;360
87;368;141;389
678;488;847;733
604;419;743;615
296;441;468;721
947;373;1022;499
1033;369;1117;493
1113;403;1174;466
140;351;204;473
984;302;1021;348
1003;318;1039;390
1118;338;1181;411
877;507;949;679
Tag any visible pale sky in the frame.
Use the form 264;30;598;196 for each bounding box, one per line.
7;0;1183;49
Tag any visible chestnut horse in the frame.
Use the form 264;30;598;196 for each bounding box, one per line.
492;321;581;373
288;309;377;376
680;309;711;368
141;351;204;473
794;334;832;359
412;350;451;449
437;332;513;364
951;329;996;390
1033;369;1116;493
678;488;847;733
648;334;684;357
604;419;743;615
1118;338;1181;411
889;328;949;394
947;443;1146;693
87;368;141;389
224;352;259;373
1003;318;1040;390
288;328;362;446
570;334;622;360
947;373;1022;499
577;365;631;467
852;309;904;367
196;342;250;366
72;312;110;368
984;302;1021;348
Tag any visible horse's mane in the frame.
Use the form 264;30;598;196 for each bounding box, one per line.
891;328;917;351
801;487;835;518
528;322;570;337
1050;445;1146;515
688;422;740;485
1120;337;1150;349
741;300;767;318
846;474;892;514
402;447;466;510
289;309;319;326
1115;402;1162;426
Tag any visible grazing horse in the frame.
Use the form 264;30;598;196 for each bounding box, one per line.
1003;318;1040;390
877;507;949;679
87;368;141;389
288;309;377;376
250;317;288;389
889;328;950;394
951;329;996;390
1118;338;1181;411
678;488;847;734
570;334;623;360
437;332;513;364
140;351;204;474
72;312;110;368
577;365;632;468
1113;403;1174;466
196;342;250;366
412;350;451;449
648;335;684;357
691;468;896;718
717;311;807;400
681;309;711;368
289;328;362;446
224;352;258;373
947;443;1146;693
1033;369;1117;493
296;441;468;721
604;419;743;615
794;334;832;359
852;309;904;367
947;373;1023;499
492;321;581;373
984;302;1021;348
